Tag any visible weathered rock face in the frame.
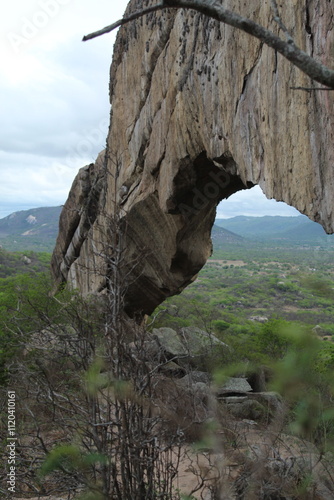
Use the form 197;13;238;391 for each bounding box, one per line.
51;0;334;316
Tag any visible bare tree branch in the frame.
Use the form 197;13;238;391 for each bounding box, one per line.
82;2;166;41
270;0;294;44
290;86;334;92
82;0;334;89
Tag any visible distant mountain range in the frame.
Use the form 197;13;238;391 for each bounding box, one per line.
0;206;62;252
215;215;334;246
1;207;333;254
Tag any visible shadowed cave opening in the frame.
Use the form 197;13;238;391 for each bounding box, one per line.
168;151;254;218
124;151;257;317
122;152;330;319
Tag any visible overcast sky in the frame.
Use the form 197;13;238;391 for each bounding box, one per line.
0;0;300;220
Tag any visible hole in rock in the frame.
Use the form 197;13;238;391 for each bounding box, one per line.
145;180;334;449
216;184;301;220
168;151;254;216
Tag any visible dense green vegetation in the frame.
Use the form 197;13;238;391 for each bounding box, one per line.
1;238;333;381
151;240;334;360
0;237;334;497
0;237;56;253
0;250;52;383
149;240;334;451
0;248;51;278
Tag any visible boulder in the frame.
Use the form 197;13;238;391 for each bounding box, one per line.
218;390;283;423
129;339;163;362
217;377;252;395
312;325;324;337
152;327;188;358
247;391;284;415
179;371;211;386
224;399;267;421
179;327;228;357
152;326;228;371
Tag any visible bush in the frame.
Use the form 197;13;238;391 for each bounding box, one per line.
254;319;295;360
0;272;58;384
212;319;230;333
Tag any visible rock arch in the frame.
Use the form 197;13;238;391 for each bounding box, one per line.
51;0;334;316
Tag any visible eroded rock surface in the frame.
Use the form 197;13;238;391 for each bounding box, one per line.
51;0;334;315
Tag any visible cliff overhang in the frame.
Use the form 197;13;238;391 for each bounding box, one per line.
51;0;334;316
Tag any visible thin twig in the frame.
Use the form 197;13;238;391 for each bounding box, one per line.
290;86;334;91
82;2;166;41
270;0;294;44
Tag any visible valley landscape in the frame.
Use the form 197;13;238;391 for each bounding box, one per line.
2;0;334;498
1;207;334;498
152;217;334;357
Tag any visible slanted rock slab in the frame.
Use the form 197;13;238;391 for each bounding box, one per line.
217;377;253;395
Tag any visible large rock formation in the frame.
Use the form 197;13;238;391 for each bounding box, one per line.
51;0;334;316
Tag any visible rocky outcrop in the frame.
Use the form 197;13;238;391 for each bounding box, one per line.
152;326;228;370
51;0;334;315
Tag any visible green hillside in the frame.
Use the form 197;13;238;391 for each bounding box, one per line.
211;224;245;245
0;206;62;252
215;215;333;245
280;220;331;241
0;248;51;278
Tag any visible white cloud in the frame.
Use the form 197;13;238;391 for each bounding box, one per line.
0;0;301;221
216;185;301;218
0;0;128;218
0;150;80;204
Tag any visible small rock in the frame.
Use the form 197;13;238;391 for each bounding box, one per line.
249;316;268;323
217;377;252;395
312;324;324;336
22;255;32;265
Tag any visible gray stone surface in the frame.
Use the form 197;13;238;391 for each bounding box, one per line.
217;377;253;394
152;327;188;358
224;399;267;421
179;327;228;357
179;371;211;386
159;360;186;378
151;327;228;371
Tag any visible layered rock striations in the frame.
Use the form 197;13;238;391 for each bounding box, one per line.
51;0;334;316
